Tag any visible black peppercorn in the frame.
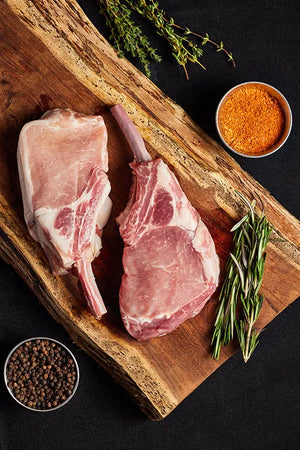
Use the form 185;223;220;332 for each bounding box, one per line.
6;339;78;410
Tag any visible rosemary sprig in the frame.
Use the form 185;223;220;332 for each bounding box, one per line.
97;0;235;78
211;192;272;362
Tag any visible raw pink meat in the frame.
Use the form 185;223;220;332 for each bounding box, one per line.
17;109;112;318
111;104;219;340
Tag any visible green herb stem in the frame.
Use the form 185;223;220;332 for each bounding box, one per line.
97;0;161;77
211;192;272;362
170;25;236;68
128;0;206;78
97;0;235;77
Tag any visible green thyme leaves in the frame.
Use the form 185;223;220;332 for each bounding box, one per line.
97;0;161;77
97;0;235;78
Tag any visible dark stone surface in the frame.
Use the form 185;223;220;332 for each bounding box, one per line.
0;1;299;449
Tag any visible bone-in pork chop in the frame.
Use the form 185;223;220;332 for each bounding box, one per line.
18;109;112;318
111;104;219;340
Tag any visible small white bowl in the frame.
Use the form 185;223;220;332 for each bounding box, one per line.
4;337;80;412
216;81;293;158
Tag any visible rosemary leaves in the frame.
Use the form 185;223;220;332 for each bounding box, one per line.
97;0;235;78
211;192;272;362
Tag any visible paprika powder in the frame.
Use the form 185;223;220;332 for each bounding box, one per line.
218;85;285;155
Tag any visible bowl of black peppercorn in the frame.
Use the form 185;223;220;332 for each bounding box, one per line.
4;337;79;412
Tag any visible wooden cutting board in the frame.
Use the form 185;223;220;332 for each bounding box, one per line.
1;0;299;420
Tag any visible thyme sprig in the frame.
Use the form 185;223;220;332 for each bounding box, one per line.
128;0;206;79
211;192;272;362
97;0;162;77
97;0;235;78
171;27;236;68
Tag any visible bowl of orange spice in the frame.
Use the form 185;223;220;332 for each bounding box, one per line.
216;81;292;158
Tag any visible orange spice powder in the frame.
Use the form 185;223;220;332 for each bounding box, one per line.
218;86;285;154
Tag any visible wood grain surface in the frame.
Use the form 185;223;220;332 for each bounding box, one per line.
0;0;299;419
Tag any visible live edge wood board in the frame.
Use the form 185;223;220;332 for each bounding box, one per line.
1;0;299;420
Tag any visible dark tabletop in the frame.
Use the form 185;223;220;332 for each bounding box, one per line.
1;1;299;449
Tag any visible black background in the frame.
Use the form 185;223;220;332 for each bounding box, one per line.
1;1;299;449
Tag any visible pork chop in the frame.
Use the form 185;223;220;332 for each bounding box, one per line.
17;108;112;318
111;104;219;340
